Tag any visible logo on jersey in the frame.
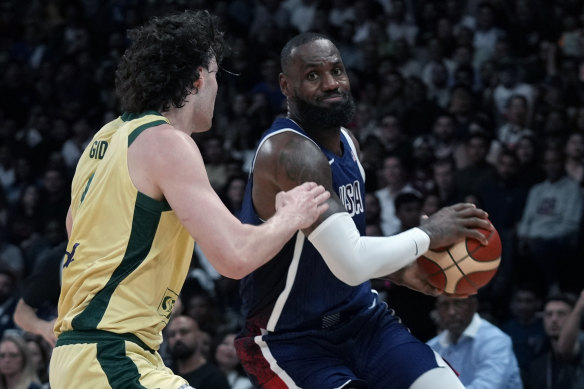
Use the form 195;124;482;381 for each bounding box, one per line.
338;180;363;216
157;288;179;321
63;243;80;269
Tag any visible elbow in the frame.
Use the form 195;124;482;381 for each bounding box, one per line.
329;266;367;286
213;249;255;280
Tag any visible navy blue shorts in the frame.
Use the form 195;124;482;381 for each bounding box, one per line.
235;302;441;388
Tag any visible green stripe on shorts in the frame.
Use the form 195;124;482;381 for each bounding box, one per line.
96;338;148;389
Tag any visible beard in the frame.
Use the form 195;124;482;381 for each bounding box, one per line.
169;341;196;360
293;92;356;130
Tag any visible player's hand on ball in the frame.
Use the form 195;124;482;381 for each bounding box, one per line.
384;262;442;297
419;203;492;249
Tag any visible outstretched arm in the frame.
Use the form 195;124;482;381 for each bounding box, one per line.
253;132;491;288
128;125;329;280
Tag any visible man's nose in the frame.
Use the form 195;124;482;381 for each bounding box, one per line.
322;73;340;90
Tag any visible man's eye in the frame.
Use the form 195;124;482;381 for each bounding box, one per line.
307;72;318;81
333;68;343;76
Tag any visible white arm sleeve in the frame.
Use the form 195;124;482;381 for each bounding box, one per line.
307;212;430;286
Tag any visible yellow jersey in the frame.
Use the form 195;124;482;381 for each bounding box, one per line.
55;111;194;350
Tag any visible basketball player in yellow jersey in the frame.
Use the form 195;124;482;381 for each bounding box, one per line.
49;10;330;389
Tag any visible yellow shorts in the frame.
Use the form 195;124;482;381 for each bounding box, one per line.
49;331;191;389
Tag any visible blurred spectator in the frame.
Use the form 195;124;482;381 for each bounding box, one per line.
364;192;381;234
61;117;92;171
4;158;35;206
374;154;420;236
517;147;583;293
426;60;452;108
0;146;15;193
421;191;442;216
392;38;423;79
525;293;584;389
411;135;436;194
401;76;441;137
448;84;479;138
385;0;418;47
213;331;253;389
0;334;42;389
432;157;462;206
376;73;407;119
0;271;18;340
219;174;247;218
515;134;546;187
249;57;285;116
493;62;536;126
166;315;229;389
500;284;547;380
22;333;51;387
183;290;226;339
506;0;553;60
429;113;461;162
0;236;23;286
37;168;69;230
200;135;237;193
249;0;290;41
490;94;534;162
427;295;523;388
286;0;318;34
375;114;412;162
455;130;496;195
470;2;507;68
564;131;584;186
478;148;529;318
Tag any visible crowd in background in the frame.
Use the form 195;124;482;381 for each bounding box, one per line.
0;0;584;387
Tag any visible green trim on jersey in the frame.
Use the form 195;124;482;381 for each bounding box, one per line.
71;192;164;330
128;119;167;147
121;111;161;122
97;338;148;389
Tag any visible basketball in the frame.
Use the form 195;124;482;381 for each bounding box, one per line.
416;226;502;296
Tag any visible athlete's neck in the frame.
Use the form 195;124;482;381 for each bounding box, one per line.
288;115;343;156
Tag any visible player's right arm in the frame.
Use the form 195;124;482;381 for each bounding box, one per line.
127;125;329;280
253;132;492;289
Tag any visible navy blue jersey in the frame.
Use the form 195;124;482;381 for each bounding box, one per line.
239;117;375;334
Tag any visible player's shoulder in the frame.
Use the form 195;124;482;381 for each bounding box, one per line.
132;122;193;151
258;129;323;161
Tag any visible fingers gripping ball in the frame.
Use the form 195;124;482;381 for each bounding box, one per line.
416;227;502;296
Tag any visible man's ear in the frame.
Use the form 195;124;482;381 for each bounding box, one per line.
193;67;204;92
279;72;289;97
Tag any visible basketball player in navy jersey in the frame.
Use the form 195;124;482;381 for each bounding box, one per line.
236;32;492;389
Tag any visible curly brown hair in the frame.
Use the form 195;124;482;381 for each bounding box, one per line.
115;10;226;113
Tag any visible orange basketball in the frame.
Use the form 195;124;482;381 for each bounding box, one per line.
416;226;502;297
